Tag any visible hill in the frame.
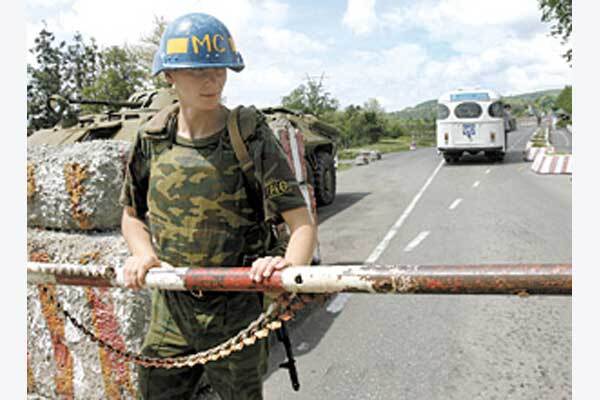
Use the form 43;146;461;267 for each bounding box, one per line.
389;99;437;120
504;89;561;102
390;89;563;119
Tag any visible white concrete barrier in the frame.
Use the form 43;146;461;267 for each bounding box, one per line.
524;146;555;162
27;141;131;230
531;153;572;174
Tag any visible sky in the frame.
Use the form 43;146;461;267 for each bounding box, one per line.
26;0;572;111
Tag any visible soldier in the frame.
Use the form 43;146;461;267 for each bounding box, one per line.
119;13;316;400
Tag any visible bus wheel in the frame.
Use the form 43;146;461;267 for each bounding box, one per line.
486;151;504;162
444;154;459;163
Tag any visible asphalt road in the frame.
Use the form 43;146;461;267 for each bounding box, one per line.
549;127;572;153
264;121;572;400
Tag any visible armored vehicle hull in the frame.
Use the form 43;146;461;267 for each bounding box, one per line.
28;89;338;206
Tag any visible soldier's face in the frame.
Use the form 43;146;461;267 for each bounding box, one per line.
165;68;227;108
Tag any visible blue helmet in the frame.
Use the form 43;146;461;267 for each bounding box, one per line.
152;13;244;76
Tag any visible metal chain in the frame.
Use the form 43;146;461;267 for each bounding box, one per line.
41;285;329;369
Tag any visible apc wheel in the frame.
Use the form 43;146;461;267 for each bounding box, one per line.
314;152;336;206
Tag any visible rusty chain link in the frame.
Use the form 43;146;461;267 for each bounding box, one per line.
41;285;330;369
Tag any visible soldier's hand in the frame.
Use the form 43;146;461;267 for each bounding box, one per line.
250;256;291;283
124;254;160;290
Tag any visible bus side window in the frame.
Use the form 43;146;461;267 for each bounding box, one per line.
437;103;450;120
488;101;504;118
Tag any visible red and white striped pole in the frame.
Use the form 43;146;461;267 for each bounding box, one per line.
28;262;572;295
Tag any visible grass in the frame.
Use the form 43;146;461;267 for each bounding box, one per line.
338;136;435;160
530;139;548;145
336;163;354;172
529;128;550;148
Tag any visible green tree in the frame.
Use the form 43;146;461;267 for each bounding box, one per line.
555;85;572;115
363;98;385;115
383;116;406;138
535;95;557;112
28;27;152;132
135;15;170;89
62;32;100;97
80;46;147;113
338;105;384;145
27;26;65;130
361;110;385;144
539;0;572;64
61;32;100;124
281;75;339;117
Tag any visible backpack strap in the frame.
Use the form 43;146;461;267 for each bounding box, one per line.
140;103;178;157
227;106;255;175
143;103;179;135
228;105;289;257
227;106;267;222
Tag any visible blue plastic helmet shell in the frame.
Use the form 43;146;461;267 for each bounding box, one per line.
152;13;244;76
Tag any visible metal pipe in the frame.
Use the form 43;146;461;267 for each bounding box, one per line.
27;262;572;295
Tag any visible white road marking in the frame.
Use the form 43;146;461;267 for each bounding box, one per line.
365;159;444;264
327;159;445;313
326;293;352;313
449;198;462;210
404;231;430;252
485;169;491;174
472;180;481;188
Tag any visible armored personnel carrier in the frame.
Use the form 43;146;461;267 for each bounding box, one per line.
262;107;338;206
27;88;339;206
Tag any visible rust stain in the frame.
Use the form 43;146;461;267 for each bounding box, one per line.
30;251;50;263
82;251;135;398
38;285;74;400
371;278;395;293
27;163;36;200
27;351;35;393
64;163;92;230
86;287;136;399
79;251;101;265
395;276;416;293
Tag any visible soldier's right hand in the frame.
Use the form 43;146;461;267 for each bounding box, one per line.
123;254;161;290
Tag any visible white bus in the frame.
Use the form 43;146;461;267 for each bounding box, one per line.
436;89;510;163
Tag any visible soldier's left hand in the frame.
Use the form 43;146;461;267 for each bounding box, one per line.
250;256;291;282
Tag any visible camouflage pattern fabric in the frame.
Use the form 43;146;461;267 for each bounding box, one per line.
137;290;267;400
119;106;306;400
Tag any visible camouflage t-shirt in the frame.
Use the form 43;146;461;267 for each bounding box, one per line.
119;107;306;267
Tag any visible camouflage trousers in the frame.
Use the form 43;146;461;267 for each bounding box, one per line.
138;289;268;400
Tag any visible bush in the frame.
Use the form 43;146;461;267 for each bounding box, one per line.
555;86;572;117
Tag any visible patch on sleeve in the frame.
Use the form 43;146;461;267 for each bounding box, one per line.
265;179;290;199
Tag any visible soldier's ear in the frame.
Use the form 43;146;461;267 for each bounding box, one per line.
164;71;174;84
